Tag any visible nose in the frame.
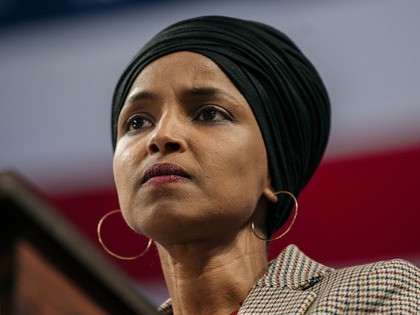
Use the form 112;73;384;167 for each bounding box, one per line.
147;114;187;155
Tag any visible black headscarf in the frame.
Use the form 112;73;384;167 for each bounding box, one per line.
111;16;330;238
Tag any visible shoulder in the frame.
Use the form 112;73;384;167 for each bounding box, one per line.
252;245;420;314
313;258;420;313
327;257;419;287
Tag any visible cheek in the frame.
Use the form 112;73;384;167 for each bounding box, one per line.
200;129;268;205
113;136;148;181
112;151;130;213
113;171;143;233
113;146;135;190
112;141;146;225
223;130;267;178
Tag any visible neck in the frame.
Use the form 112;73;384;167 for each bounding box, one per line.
156;228;268;315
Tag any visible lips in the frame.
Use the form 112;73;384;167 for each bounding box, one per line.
141;163;191;185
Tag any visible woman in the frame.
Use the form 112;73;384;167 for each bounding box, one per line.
103;16;420;314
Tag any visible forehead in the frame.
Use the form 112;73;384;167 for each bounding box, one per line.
128;51;241;95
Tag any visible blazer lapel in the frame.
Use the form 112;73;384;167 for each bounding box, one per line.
239;244;332;314
239;286;317;314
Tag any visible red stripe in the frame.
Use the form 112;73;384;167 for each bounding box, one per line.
50;144;420;281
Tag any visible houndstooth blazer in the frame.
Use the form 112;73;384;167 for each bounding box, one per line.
159;244;420;314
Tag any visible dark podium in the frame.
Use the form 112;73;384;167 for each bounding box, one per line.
0;172;159;315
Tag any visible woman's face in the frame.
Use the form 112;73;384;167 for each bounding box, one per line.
113;51;276;245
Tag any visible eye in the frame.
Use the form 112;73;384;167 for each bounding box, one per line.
126;115;153;133
196;106;231;123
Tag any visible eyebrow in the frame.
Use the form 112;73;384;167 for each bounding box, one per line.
125;90;157;104
184;87;237;101
125;86;239;106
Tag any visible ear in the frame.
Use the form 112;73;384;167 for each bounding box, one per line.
263;187;277;203
262;169;278;203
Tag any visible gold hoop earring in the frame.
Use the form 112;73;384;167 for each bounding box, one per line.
97;209;152;260
251;191;298;242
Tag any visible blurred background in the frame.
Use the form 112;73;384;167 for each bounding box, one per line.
1;0;419;306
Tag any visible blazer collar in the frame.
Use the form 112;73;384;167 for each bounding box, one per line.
158;244;332;314
237;245;333;314
258;244;332;290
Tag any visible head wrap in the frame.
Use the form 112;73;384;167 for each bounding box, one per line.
111;16;330;237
